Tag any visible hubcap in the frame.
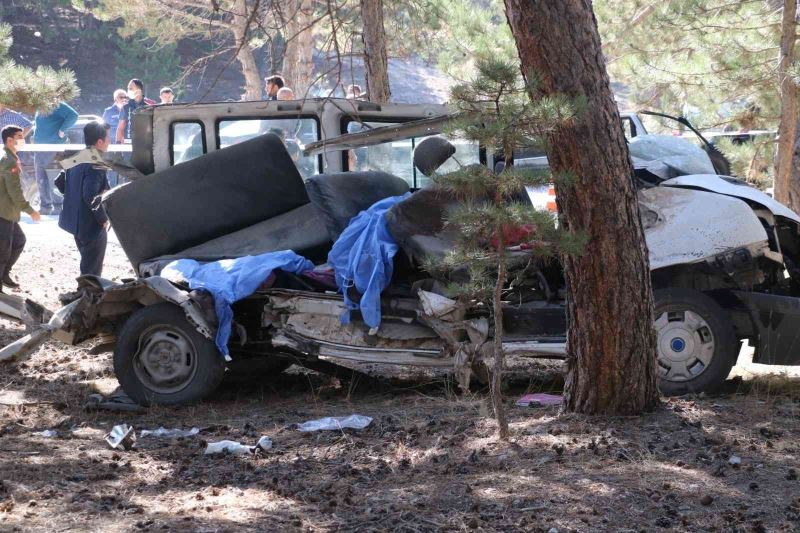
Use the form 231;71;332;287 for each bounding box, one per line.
670;337;686;352
655;309;715;382
132;325;198;394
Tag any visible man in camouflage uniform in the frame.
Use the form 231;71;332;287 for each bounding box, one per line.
0;126;41;291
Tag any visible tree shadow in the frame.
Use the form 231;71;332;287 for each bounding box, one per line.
3;384;800;531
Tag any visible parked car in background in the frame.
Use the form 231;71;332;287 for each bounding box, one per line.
704;129;777;147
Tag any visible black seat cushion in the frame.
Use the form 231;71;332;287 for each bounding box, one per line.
147;203;330;264
103;134;309;269
305;171;409;241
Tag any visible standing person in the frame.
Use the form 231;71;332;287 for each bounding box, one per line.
116;79;149;143
159;87;175;104
33;101;78;215
102;89;128;188
102;89;128;139
276;87;295;101
345;84;363;99
264;75;285;101
0;105;33;137
0;106;35;198
0;126;41;291
58;121;110;277
271;87;301;141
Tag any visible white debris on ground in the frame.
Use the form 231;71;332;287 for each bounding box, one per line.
297;415;373;432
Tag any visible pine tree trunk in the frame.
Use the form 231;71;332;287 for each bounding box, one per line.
504;0;660;414
793;117;800;187
360;0;391;103
491;235;509;439
775;0;799;212
282;0;315;97
232;0;262;101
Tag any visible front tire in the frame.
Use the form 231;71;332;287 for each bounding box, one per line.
654;288;738;396
114;303;225;406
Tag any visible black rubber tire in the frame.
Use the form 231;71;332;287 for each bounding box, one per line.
113;303;226;406
654;288;738;396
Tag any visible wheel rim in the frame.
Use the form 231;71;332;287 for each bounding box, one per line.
132;325;198;394
655;309;716;382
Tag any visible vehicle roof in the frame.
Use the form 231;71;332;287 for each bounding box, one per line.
304;110;644;156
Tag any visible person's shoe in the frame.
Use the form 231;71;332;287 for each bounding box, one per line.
40;206;52;216
2;275;19;289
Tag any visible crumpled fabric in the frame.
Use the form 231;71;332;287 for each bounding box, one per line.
327;193;410;328
297;414;373;432
161;251;314;359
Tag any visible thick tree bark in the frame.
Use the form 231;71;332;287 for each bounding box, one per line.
360;0;391;103
775;0;799;211
504;0;660;414
793;116;800;186
232;0;262;101
282;0;315;97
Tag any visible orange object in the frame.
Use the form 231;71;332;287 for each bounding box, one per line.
545;186;557;213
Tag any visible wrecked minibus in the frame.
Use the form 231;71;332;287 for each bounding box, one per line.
2;99;798;405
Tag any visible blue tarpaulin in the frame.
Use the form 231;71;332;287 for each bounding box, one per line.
327;193;410;328
161;251;314;359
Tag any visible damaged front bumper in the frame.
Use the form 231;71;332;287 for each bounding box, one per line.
1;277;569;379
0;275;217;364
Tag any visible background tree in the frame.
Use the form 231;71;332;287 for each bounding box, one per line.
427;0;517;81
0;22;79;113
281;0;316;97
114;31;181;92
434;58;582;437
97;0;269;100
360;0;390;102
775;0;798;208
595;1;799;207
504;0;660;414
594;1;785;126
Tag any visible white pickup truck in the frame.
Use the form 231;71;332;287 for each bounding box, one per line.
4;99;794;406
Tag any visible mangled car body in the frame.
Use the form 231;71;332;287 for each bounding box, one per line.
4;99;800;405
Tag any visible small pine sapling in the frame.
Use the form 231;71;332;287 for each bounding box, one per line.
430;58;585;438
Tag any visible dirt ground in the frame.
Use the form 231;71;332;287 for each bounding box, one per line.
1;219;800;532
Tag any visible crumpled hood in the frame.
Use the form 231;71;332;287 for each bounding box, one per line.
640;186;769;270
629;134;716;180
662;174;800;224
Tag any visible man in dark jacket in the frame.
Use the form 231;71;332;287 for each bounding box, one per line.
264;74;284;100
116;79;151;143
58;121;111;277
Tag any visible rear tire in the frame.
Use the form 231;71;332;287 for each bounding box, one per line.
654;288;738;396
114;303;225;406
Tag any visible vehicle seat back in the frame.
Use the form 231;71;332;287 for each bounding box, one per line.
305;171;410;241
103;134;309;270
385;188;459;263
